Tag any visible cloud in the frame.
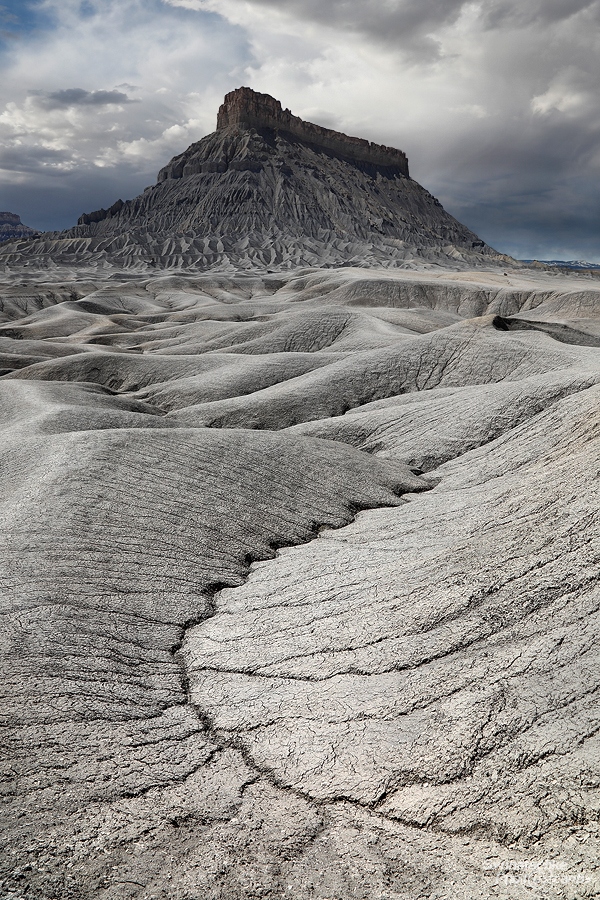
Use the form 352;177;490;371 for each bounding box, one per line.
164;0;469;61
0;0;253;228
0;142;73;175
169;0;600;41
0;0;599;258
0;6;19;26
32;87;132;109
480;0;597;28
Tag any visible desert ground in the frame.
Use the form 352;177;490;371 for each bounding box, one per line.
0;261;598;899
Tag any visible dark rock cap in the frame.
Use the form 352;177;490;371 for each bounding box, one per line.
0;211;39;244
0;211;23;227
217;86;409;176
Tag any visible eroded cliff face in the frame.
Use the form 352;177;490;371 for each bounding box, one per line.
0;88;499;272
214;86;410;174
158;87;409;182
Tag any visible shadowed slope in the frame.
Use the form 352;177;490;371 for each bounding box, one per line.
1;420;424;897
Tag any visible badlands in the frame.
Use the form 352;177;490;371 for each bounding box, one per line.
0;89;599;900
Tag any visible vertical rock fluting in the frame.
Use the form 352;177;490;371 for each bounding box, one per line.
0;88;499;270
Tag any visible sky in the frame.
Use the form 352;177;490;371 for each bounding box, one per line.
0;0;599;260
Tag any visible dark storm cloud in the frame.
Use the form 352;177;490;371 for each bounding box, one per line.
32;88;132;109
223;0;469;59
410;87;600;259
480;0;598;27
0;143;72;173
0;163;158;233
437;169;600;261
238;0;600;38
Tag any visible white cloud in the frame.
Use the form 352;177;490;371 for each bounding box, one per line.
1;0;600;258
0;0;252;224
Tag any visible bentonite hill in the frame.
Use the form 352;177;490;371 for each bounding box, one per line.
1;89;599;900
0;87;498;273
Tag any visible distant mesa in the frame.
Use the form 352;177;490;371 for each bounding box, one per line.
1;87;499;271
521;258;600;272
0;212;39;244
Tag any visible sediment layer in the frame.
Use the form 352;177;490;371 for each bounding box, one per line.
215;86;409;174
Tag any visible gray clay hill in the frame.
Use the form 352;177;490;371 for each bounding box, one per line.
0;89;599;900
0;88;497;272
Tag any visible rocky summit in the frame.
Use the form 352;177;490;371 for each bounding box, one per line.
1;88;599;900
0;211;38;244
0;88;498;272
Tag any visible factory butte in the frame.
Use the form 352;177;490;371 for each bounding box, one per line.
0;87;495;270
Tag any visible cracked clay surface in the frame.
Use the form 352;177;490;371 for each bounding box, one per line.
0;266;599;899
